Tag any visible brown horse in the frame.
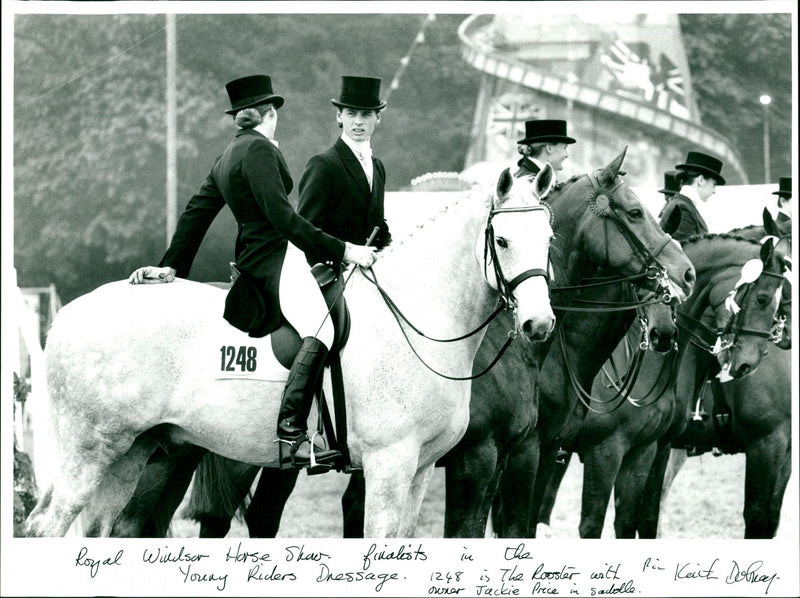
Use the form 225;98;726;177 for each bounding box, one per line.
647;218;792;539
536;229;789;538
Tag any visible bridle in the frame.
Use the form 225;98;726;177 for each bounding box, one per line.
548;172;682;414
360;200;554;381
484;203;553;312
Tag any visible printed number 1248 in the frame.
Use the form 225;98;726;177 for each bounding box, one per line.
220;346;257;372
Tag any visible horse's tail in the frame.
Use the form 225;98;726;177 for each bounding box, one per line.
183;453;253;522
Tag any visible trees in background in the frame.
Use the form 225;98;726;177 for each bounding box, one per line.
13;13;792;303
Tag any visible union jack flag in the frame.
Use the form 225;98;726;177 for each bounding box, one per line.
600;40;689;118
487;94;541;140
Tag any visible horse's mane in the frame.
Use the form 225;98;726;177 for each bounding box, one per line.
727;224;764;236
378;186;492;258
680;232;762;248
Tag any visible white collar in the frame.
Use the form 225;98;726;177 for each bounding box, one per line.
531;156;546;171
341;133;372;159
679;185;702;204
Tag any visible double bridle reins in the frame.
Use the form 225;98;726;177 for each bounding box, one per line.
360;202;553;381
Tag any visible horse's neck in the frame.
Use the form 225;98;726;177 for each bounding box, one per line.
678;240;744;349
562;282;635;384
354;195;495;336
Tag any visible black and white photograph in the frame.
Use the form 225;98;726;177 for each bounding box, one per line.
2;1;798;596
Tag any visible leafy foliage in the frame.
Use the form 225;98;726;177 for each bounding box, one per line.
13;13;791;304
679;13;792;183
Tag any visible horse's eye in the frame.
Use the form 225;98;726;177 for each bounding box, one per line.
756;292;771;307
496;237;508;249
627;209;643;219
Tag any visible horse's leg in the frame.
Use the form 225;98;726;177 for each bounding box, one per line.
399;464;436;537
770;439;792;535
244;468;299;537
578;441;623;538
80;434;162;536
743;431;790;538
635;443;671;539
361;443;418;537
113;445;207;537
536;452;572;537
194;459;260;538
341;471;365;538
444;440;500;537
613;442;657;538
25;428;142;537
494;434;539;537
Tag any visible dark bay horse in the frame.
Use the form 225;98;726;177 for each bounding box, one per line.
111;148;697;538
647;218;792;539
536;230;789;538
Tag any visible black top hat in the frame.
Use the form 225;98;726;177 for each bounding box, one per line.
517;119;576;145
772;176;791;198
658;170;681;195
675;151;726;185
331;76;386;111
224;75;284;115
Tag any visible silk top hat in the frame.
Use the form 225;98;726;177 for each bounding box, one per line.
658;171;681;195
224;75;284;115
772;176;791;198
517;119;576;145
331;76;387;111
675;151;726;185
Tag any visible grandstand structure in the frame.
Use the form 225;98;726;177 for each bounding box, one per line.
458;13;748;186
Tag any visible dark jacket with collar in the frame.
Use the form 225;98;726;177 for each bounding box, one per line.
297;137;391;266
515;156;541;179
160;128;345;334
658;192;709;241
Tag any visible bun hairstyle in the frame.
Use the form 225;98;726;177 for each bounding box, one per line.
234;102;273;129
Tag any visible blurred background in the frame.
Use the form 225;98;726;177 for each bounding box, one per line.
12;10;793;305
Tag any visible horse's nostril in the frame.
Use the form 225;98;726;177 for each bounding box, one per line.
684;267;696;285
522;320;534;337
734;363;752;378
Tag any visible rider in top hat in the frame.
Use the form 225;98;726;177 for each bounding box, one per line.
298;76;392;266
658;170;681;201
656;170;681;219
128;74;378;470
514;119;576;179
773;176;792;227
658;150;726;241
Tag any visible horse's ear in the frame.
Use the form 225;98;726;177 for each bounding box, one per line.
662;205;682;236
762;207;779;237
495;168;513;205
760;236;775;263
535;164;555;199
598;146;628;186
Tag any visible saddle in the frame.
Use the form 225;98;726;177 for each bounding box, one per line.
228;262;356;473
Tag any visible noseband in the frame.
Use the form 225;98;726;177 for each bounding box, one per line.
484;203;553;311
716;270;787;350
679;269;786;357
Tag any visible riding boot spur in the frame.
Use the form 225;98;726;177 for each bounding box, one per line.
276;336;342;471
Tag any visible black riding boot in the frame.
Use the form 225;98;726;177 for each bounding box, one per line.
276;337;341;471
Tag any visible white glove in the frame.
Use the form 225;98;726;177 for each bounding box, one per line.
343;242;378;268
128;266;176;285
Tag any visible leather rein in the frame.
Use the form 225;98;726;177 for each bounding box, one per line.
360;203;553;381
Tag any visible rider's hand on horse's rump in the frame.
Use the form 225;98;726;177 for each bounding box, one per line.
343;242;378;268
128;266;176;285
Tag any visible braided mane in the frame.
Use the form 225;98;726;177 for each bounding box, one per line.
379;187;488;257
680;232;762;247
